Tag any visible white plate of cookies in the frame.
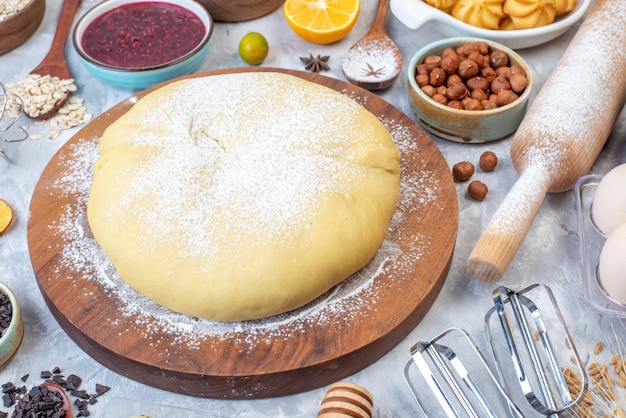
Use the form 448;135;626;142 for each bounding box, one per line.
390;0;592;49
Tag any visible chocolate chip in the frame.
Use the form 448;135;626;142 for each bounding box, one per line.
20;375;28;383
2;370;109;417
70;389;89;400
94;384;109;396
0;293;12;339
65;375;81;391
12;385;66;417
1;382;15;393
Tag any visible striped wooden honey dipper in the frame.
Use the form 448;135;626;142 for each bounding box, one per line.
317;381;373;418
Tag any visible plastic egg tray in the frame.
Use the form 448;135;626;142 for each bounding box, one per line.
574;174;626;317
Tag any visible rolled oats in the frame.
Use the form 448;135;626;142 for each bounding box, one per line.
0;0;31;21
6;74;77;119
5;76;90;140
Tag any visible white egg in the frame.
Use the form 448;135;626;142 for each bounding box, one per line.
598;222;626;305
591;163;626;236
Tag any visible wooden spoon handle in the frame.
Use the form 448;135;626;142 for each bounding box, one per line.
367;0;391;37
38;0;83;66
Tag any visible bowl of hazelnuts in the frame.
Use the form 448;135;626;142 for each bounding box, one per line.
407;37;532;143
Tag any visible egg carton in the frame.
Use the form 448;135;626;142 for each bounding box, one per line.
574;174;626;318
404;283;587;417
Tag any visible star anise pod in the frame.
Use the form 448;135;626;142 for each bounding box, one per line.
300;53;331;73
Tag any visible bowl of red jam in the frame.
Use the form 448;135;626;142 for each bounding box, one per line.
73;0;213;89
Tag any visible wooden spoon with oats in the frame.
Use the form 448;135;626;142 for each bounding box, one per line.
24;0;82;120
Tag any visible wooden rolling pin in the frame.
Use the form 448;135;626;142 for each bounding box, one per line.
317;382;373;418
468;0;626;283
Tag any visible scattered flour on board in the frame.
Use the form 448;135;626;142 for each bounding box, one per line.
49;101;441;351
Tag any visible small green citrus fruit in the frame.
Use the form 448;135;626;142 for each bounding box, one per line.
238;32;269;65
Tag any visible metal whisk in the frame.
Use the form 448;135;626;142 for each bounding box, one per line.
1;82;28;146
404;283;587;417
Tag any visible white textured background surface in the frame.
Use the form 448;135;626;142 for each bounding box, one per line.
1;0;625;416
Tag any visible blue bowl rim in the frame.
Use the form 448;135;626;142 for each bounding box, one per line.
407;36;533;116
72;0;214;73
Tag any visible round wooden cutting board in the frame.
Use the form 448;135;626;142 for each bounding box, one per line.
27;68;458;399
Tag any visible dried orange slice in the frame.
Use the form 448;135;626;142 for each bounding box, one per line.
284;0;360;45
0;199;14;235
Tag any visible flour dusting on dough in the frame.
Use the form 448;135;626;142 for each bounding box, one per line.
51;98;441;350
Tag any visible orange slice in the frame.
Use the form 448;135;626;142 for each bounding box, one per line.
284;0;360;45
0;199;13;235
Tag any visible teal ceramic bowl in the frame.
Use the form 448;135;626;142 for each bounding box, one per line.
407;37;533;143
72;0;213;90
0;280;23;368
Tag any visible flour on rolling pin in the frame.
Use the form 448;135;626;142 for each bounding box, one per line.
468;0;626;283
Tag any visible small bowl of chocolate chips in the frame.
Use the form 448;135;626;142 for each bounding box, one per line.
0;280;23;367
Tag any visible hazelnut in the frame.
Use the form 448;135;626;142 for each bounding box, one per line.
416;74;430;88
490;50;509;69
416;64;429;75
452;161;475;181
466;76;489;91
509;73;528;93
432;93;448;105
510;65;526;77
441;55;460;74
491;76;511;94
416;42;524;111
457;42;480;56
448;100;463;110
479;151;498;172
462;97;482;111
468;51;487;68
446;74;463;86
441;47;457;58
421;85;436;97
458;59;479;78
482;100;497;110
480;67;497;82
468;180;488;201
495;66;512;79
495;90;518;107
424;55;442;71
475;41;489;55
429;67;447;87
446;82;468;100
470;88;488;102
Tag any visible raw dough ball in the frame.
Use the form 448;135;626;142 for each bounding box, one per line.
591;163;626;236
598;223;626;305
88;72;400;322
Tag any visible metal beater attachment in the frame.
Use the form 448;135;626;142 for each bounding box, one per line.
403;327;525;417
0;82;28;145
404;283;587;417
485;283;587;416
